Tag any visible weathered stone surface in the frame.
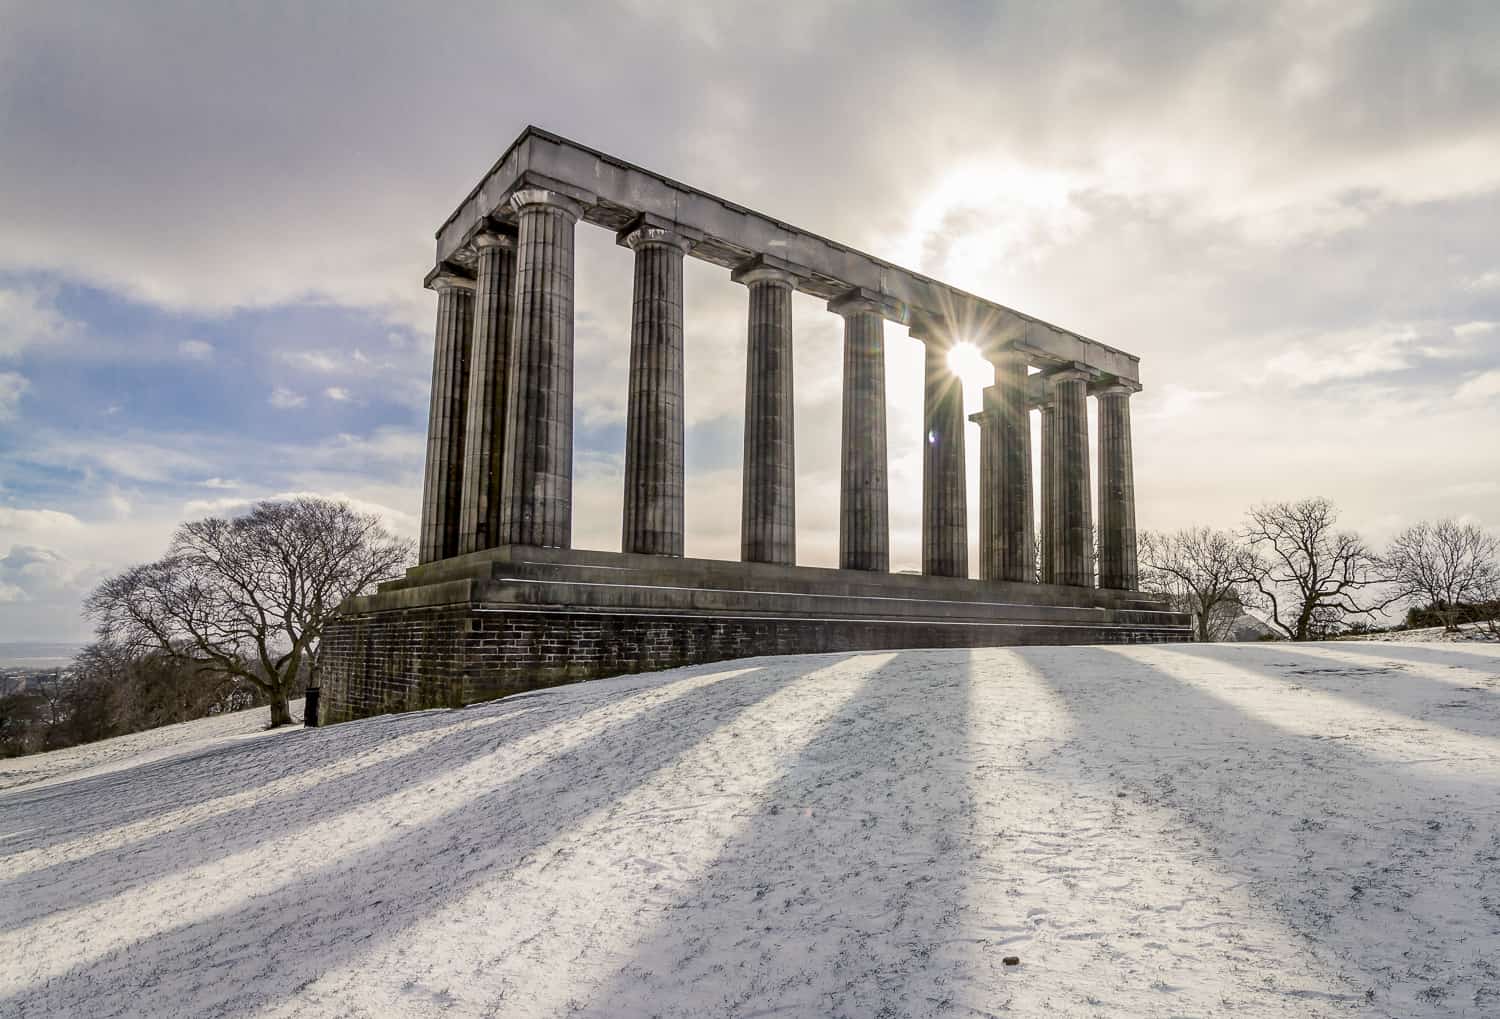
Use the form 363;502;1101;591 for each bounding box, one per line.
620;224;690;556
831;292;888;572
498;188;580;549
1051;368;1095;588
457;229;517;554
417;273;474;564
435;126;1141;383
321;546;1193;722
919;331;967;578
387;130;1170;728
1039;395;1056;584
735;258;796;566
1097;383;1139;590
974;351;1033;583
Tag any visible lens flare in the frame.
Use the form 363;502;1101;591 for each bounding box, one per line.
946;341;992;388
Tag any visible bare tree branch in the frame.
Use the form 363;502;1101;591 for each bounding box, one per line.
1240;497;1391;641
86;497;413;726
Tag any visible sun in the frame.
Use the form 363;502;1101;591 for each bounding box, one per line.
946;341;992;389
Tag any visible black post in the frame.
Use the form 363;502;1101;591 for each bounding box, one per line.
304;686;320;727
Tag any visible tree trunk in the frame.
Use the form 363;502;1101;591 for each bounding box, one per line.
268;694;293;727
1294;605;1313;641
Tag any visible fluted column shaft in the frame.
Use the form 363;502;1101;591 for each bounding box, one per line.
1039;397;1056;584
736;265;796;565
458;232;517;554
499;189;580;549
921;338;968;578
418;274;475;563
835;301;889;571
974;388;998;579
621;227;689;556
1052;371;1094;588
991;351;1033;582
1097;385;1138;590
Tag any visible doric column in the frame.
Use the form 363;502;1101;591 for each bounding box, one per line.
990;350;1033;582
971;391;997;579
1051;367;1095;588
418;272;475;564
619;223;691;557
918;324;968;578
732;257;797;565
457;229;517;554
498;188;582;549
1039;392;1056;584
1097;382;1140;590
830;290;889;572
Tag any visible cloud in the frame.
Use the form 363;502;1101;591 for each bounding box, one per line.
268;386;306;409
324;386;351;402
0;507;84;537
1456;370;1500;404
179;489;418;538
1454;321;1497;338
177;338;213;360
281;350;341;373
0;370;28;419
0;284;73;358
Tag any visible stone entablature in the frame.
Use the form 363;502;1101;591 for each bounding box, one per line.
433;127;1137;382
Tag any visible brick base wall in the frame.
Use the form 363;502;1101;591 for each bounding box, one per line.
318;605;1191;724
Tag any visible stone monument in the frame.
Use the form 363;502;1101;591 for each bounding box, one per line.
320;126;1190;723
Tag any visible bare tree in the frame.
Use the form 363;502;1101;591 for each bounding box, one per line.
1382;520;1499;632
1139;527;1254;641
86;498;411;727
1241;497;1391;641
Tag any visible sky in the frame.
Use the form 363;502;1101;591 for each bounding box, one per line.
2;0;1498;643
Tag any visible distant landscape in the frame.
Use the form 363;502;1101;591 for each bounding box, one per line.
0;643;82;670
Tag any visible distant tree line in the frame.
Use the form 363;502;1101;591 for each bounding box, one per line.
2;497;410;759
1;651;267;758
1139;497;1500;642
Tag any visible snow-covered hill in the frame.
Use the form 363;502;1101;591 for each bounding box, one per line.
3;643;1499;1017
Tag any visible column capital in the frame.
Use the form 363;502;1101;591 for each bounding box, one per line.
471;228;517;253
731;253;799;289
827;286;893;318
615;213;702;252
428;270;476;293
509;188;584;221
1093;378;1143;397
908;311;962;347
985;344;1030;368
1044;361;1102;387
621;225;694;254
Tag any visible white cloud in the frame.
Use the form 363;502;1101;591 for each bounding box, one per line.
269;386;306;409
0;370;29;419
324;386;351;402
0;507;84;537
1454;321;1497;338
177;338;214;360
0;285;73;358
179;489;417;537
1260;328;1418;387
1456;370;1500;404
282;350;341;373
199;477;239;489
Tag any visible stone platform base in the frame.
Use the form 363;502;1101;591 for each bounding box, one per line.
318;545;1193;724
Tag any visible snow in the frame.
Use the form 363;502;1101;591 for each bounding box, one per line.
3;643;1499;1017
0;698;304;793
1347;622;1499;644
